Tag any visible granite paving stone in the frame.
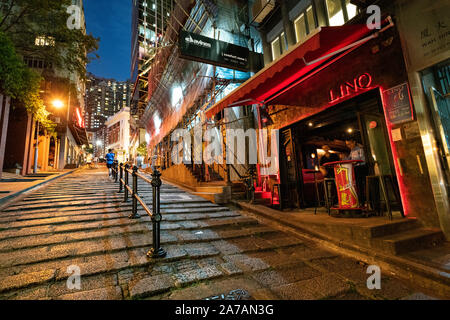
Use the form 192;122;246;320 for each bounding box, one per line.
0;168;438;300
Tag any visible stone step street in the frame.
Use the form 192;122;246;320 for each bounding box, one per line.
0;168;441;300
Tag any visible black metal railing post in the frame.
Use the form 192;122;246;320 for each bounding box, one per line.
124;163;130;202
114;160;118;182
147;167;166;258
119;163;123;193
247;165;256;203
129;165;140;219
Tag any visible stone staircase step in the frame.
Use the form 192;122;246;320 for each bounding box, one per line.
371;228;446;255
369;218;419;238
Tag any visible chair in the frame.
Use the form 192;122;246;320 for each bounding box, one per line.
323;178;336;215
312;171;325;214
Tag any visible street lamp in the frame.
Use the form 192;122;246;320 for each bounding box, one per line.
52;99;64;109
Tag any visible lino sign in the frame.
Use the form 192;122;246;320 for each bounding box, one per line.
179;30;250;71
383;82;414;124
329;73;373;103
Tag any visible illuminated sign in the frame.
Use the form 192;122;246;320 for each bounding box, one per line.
329;73;373;103
75;107;84;128
179;30;255;72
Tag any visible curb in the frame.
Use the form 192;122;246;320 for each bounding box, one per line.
232;200;450;299
0;169;79;209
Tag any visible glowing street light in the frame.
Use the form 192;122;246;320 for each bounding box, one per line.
96;140;102;146
52;99;64;109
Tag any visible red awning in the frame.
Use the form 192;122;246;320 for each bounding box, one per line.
204;24;373;118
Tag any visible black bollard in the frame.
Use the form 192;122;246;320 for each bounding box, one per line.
124;163;130;202
147;168;166;258
129;166;140;219
119;163;123;193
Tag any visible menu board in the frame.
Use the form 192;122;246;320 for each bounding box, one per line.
383;83;414;124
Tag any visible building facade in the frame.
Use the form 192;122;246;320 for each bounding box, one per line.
203;0;450;239
131;0;174;120
139;0;263;187
2;0;89;174
394;0;450;237
132;0;450;238
105;107;132;164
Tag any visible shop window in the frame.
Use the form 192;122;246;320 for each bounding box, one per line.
294;5;317;44
436;63;450;95
271;32;287;61
326;0;359;26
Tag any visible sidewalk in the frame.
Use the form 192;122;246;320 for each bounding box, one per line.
0;169;78;206
233;201;450;298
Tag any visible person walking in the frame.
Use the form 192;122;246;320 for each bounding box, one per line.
105;149;115;177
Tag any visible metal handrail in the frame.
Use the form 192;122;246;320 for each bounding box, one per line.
114;162;166;258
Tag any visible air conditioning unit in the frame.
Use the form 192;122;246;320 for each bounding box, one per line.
252;0;276;24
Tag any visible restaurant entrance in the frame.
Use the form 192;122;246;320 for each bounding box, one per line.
279;90;403;214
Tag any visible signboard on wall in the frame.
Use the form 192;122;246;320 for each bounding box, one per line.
179;30;250;71
397;0;450;70
383;83;414;124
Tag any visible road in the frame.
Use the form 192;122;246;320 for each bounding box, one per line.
0;168;434;300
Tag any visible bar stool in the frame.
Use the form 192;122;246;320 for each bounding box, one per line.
323;178;336;215
312;171;324;214
366;175;404;220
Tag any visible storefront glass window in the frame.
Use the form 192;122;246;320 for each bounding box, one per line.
326;0;345;26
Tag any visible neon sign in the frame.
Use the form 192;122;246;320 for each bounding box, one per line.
329;73;373;103
75;107;84;128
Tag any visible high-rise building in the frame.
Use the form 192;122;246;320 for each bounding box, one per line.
84;74;132;130
130;0;174;119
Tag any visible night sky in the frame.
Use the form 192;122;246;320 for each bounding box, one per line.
84;0;131;81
